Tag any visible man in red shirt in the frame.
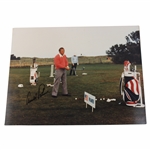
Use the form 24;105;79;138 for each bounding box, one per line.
52;47;70;98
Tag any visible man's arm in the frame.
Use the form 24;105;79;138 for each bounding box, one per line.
65;56;70;70
71;56;75;65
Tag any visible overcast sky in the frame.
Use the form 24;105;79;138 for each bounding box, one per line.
11;26;139;58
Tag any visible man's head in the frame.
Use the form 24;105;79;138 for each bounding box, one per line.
59;47;65;55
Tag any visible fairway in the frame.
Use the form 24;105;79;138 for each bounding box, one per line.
5;64;146;125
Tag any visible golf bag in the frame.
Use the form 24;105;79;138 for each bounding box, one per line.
120;61;144;107
30;67;38;85
30;58;38;85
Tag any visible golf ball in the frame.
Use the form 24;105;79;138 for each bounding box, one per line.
75;98;77;100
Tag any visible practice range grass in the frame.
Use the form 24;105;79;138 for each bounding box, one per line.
5;64;147;125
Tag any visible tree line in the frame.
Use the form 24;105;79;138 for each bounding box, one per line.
10;54;20;60
106;31;141;64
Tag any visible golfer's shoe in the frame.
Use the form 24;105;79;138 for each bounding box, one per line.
52;95;57;98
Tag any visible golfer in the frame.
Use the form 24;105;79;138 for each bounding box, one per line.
52;47;70;98
70;54;78;76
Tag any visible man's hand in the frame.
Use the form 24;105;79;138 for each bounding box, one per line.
65;66;70;70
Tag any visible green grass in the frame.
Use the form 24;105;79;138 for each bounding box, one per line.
5;64;146;125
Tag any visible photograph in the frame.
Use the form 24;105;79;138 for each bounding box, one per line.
5;26;147;125
1;1;150;150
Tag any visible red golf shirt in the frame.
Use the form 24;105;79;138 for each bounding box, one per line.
54;54;68;70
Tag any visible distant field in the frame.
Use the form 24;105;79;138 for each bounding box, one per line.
10;55;112;67
5;64;146;125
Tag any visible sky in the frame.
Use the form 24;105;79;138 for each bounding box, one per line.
11;26;139;58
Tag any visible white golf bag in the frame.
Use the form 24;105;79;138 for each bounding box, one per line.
30;59;38;85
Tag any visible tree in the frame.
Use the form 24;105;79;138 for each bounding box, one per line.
126;31;140;44
10;54;20;60
106;30;141;64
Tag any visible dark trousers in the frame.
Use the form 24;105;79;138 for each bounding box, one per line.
70;63;77;75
